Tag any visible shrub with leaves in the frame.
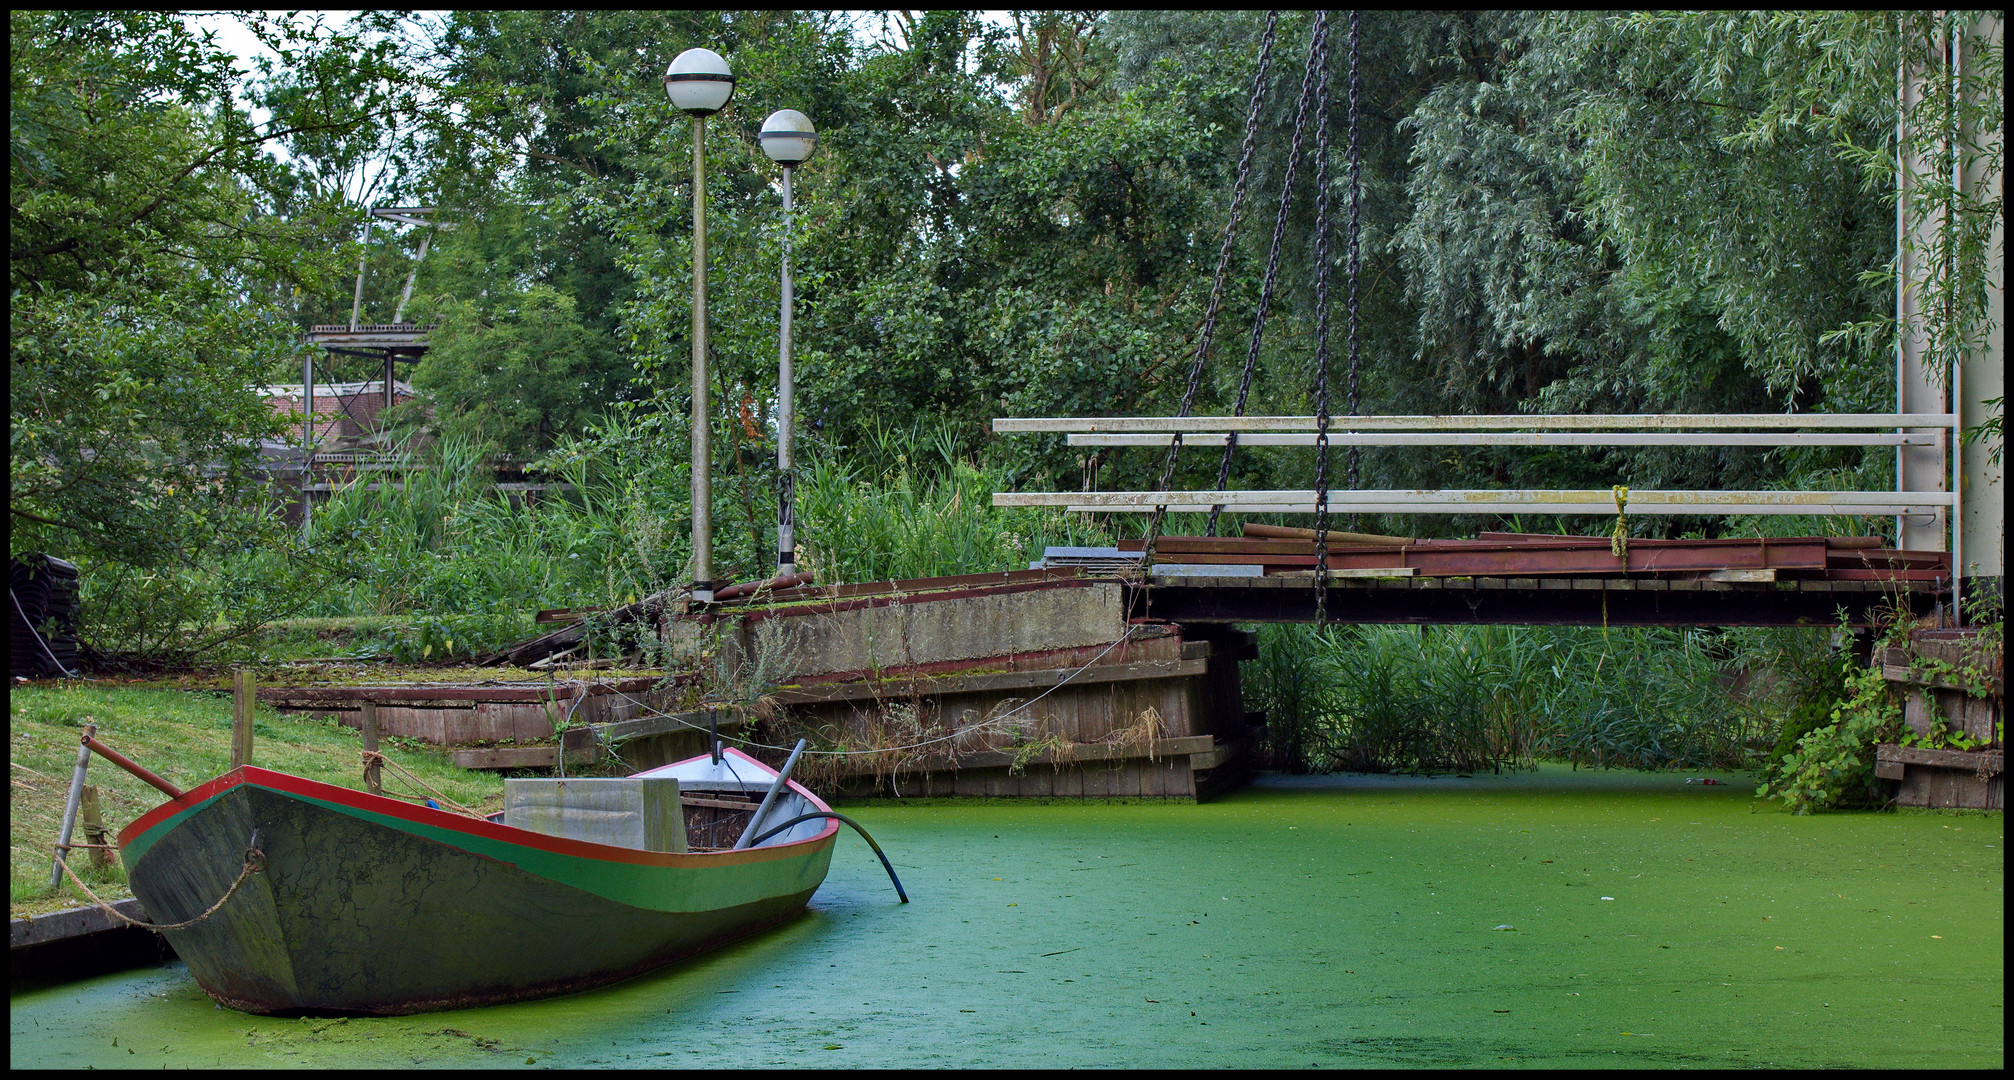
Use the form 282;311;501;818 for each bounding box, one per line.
1755;663;1901;814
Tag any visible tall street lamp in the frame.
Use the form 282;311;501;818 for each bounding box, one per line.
760;109;817;578
664;47;735;604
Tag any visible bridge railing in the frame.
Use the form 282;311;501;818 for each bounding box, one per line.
990;412;1959;519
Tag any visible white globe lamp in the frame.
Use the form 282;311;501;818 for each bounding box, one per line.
663;48;734;116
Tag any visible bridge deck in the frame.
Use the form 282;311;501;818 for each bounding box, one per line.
701;559;1938;629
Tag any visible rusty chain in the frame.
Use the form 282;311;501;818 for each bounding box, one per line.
1345;10;1363;530
1312;11;1336;624
1205;11;1333;539
1141;11;1280;574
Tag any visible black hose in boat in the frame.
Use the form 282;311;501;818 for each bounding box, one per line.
748;812;909;903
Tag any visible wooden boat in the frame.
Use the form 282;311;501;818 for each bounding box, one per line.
115;747;840;1015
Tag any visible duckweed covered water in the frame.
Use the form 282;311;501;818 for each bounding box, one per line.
10;766;2002;1068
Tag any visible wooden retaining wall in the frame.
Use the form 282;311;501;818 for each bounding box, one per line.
600;623;1260;801
258;574;1263;800
1874;629;2003;810
258;678;689;769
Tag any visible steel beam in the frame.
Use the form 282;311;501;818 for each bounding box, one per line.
1129;579;1938;627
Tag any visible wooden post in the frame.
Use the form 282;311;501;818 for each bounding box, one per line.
50;721;96;889
80;785;114;870
360;700;382;796
232;670;256;769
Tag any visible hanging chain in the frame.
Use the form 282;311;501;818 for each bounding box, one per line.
1311;11;1335;625
1205;12;1331;538
1141;11;1279;573
1345;10;1363;532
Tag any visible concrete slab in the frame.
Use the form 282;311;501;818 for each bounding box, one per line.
683;579;1128;679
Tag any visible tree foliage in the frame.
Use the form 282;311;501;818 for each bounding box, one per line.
9;10;2002;659
9;11;417;659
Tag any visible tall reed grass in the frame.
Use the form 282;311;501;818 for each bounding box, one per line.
231;422;691;659
794;418;1108;584
1246;623;1809;773
231;416;1108;657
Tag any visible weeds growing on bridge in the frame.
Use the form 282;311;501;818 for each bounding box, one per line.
1247;623;1816;774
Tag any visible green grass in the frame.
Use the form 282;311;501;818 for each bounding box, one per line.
8;684;506;919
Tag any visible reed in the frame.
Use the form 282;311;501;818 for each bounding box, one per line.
1248;622;1793;774
793;420;1107;585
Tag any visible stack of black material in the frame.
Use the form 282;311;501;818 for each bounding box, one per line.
11;554;80;678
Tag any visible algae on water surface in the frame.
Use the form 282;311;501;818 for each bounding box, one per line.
9;766;2001;1068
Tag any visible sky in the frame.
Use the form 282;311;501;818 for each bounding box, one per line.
194;10;1021;74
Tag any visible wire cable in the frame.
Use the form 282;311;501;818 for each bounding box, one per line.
11;585;79;679
601;626;1140;757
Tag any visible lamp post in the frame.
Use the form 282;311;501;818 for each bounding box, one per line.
664;47;735;604
760;109;817;578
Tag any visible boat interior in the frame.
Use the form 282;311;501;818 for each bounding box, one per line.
488;750;827;854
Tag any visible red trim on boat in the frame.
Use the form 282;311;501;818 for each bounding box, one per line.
117;753;838;866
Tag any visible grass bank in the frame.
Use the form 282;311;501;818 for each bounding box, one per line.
8;684;506;919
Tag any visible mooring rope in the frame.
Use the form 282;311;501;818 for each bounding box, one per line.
359;751;485;818
52;839;264;933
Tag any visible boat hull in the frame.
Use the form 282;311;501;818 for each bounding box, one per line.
118;767;835;1014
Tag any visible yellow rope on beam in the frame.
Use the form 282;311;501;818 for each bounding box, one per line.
1611;485;1630;558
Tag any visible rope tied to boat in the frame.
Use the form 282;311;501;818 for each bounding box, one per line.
359;750;484;819
52;834;266;932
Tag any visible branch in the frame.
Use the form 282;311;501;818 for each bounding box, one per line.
14;112;393;263
10;505;85;531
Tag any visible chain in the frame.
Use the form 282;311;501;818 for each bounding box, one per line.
1345;10;1363;531
1311;11;1335;625
1205;12;1331;538
1142;11;1279;573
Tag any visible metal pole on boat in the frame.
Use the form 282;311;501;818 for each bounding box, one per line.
734;738;807;849
50;722;95;889
83;735;184;799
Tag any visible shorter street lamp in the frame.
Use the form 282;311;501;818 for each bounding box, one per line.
761;109;817;577
664;47;735;604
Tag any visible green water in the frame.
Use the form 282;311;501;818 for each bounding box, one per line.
10;767;2002;1068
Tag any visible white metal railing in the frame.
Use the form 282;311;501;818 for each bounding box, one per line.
993;412;1958;432
1063;432;1936;447
990;413;1960;518
998;489;1955;516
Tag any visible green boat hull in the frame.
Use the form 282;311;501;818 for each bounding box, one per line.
119;767;836;1015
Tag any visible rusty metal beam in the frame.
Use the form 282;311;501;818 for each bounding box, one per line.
1132;577;1938;627
1113;536;1834;576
